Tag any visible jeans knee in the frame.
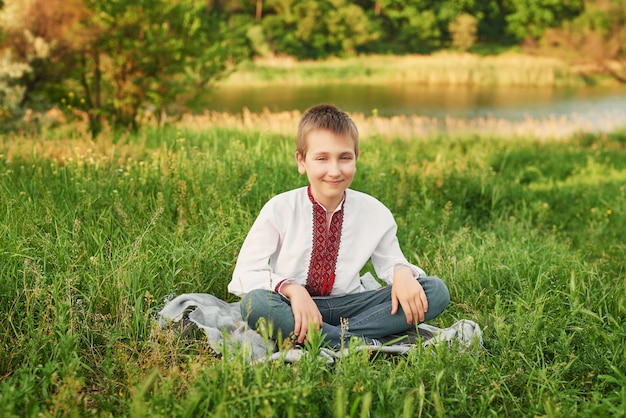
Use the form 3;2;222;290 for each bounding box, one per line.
240;289;294;340
423;276;450;316
239;289;270;326
440;282;451;309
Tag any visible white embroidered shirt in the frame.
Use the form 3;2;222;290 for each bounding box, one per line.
228;186;426;297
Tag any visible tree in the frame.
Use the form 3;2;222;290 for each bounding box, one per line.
0;51;31;127
449;13;478;52
504;0;585;41
0;0;87;109
0;0;248;134
75;0;248;132
374;0;441;53
371;0;507;53
256;0;263;20
262;0;378;59
535;0;626;83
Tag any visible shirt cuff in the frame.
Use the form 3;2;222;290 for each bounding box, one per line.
393;263;422;278
274;279;294;297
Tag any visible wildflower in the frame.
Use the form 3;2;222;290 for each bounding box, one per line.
606;209;612;216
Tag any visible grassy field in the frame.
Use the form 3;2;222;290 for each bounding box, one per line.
0;119;625;417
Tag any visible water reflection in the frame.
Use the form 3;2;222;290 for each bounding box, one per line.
196;83;626;130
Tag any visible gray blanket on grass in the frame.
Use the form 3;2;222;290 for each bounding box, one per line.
157;292;483;363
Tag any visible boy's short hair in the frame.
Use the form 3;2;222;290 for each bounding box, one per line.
297;104;359;158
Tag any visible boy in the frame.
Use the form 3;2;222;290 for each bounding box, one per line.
228;104;449;348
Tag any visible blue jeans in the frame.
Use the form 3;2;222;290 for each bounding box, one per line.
240;276;450;348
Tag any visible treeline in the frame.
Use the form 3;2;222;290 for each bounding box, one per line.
0;0;625;134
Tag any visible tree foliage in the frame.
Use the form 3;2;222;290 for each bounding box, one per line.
76;0;247;132
505;0;585;41
449;13;478;52
263;0;378;59
0;0;85;108
372;0;441;53
0;0;247;133
374;0;506;46
0;50;30;127
534;0;626;83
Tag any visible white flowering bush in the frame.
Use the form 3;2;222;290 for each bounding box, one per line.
0;50;31;124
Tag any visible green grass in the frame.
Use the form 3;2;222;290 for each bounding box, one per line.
0;124;625;417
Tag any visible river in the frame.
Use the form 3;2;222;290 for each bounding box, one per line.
195;83;626;133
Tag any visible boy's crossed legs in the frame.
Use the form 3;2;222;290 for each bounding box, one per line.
241;276;450;349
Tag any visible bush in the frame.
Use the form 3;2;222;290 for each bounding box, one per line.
0;50;30;130
449;14;478;52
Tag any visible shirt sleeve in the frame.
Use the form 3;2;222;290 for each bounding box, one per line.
228;201;289;297
370;215;426;284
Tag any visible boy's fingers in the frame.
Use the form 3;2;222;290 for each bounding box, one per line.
298;321;308;343
400;300;414;324
407;296;426;324
417;288;427;322
295;314;323;344
293;314;302;339
411;302;420;324
416;296;426;323
417;304;425;323
391;295;399;315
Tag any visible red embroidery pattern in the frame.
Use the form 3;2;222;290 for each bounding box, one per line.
306;186;344;296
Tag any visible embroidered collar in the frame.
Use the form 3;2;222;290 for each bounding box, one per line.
306;185;346;214
305;185;345;296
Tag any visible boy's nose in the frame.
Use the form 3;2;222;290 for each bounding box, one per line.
328;161;341;176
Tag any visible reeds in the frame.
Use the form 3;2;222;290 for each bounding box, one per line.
181;106;626;141
224;52;583;87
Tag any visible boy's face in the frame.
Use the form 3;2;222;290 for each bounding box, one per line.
295;129;357;211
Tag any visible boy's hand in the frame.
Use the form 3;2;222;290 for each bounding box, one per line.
281;283;323;344
391;268;428;324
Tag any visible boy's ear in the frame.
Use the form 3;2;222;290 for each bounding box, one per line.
295;151;306;174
